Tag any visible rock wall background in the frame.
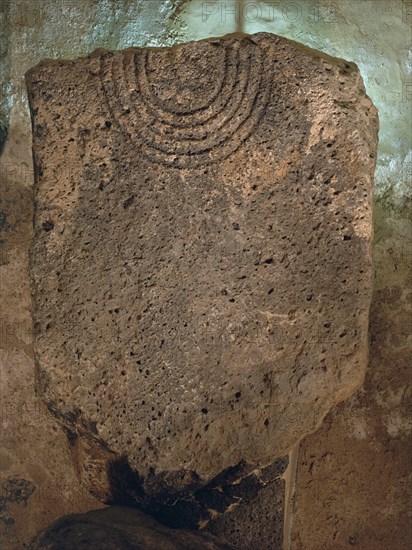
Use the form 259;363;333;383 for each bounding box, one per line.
0;1;410;549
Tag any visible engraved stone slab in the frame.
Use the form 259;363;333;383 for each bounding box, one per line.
26;33;378;503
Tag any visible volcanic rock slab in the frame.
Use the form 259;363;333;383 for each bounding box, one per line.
26;33;378;504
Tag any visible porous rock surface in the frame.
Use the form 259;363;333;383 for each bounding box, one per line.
28;506;236;550
26;33;378;504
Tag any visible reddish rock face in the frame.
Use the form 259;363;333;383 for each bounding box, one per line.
26;33;378;504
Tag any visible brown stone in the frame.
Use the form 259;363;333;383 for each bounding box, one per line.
25;33;378;504
205;461;286;549
28;506;236;550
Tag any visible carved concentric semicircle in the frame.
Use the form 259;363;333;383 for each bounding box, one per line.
100;39;271;169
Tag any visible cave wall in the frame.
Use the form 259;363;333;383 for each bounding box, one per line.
0;1;410;549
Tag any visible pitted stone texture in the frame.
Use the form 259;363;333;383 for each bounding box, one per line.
26;33;378;502
29;506;236;550
206;477;285;550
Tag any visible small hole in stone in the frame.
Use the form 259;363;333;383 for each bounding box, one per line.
42;220;54;232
